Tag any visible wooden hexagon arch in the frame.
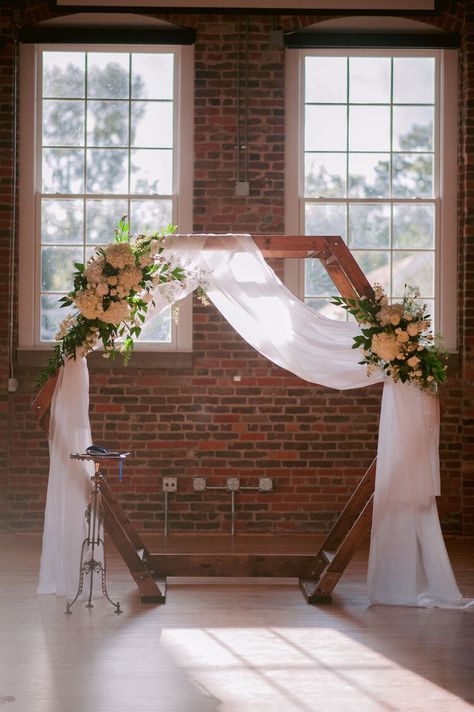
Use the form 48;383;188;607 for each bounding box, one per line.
32;235;376;605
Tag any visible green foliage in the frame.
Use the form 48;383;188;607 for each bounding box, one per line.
332;284;448;393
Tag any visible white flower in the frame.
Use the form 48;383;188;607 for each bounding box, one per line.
85;257;106;285
101;300;131;324
139;253;153;267
55;314;77;340
105;242;135;269
371;332;400;362
96;282;109;297
74;290;102;320
374;283;384;301
376;303;404;327
407;322;420;336
396;330;409;343
118;265;143;292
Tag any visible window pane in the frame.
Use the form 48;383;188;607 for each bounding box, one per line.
302;51;439;323
131;149;173;194
349;204;390;248
132;53;174;100
353;250;391;293
86;199;128;244
87;101;129;147
348;154;390;198
43;100;84;147
393;58;435;104
130;199;173;234
305;203;346;239
41;246;83;291
393;106;434;151
42;148;84;193
43;52;85;99
138;308;172;343
41;199;83;244
304;153;346;198
87;53;130;99
306;298;347;321
393;205;434;248
349;57;391;103
305;258;335;297
393;250;434;297
392;153;433;198
131;102;173;148
305;105;347;151
36;48;179;347
349;106;390;151
86;149;129;193
305;57;347;102
41;294;67;341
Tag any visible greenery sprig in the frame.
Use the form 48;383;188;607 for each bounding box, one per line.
37;216;185;388
332;284;448;392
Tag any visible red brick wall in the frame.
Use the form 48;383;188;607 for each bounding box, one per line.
0;2;472;535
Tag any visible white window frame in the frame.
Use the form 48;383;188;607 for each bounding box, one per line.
18;42;194;352
285;47;458;352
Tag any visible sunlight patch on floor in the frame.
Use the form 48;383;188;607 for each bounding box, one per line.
161;626;474;712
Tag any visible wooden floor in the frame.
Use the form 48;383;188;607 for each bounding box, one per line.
0;534;473;712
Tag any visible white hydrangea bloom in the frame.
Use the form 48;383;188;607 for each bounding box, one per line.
74;290;102;320
101;300;131;324
105;242;136;269
118;265;143;292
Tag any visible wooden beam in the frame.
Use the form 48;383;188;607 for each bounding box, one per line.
148;552;314;577
31;372;58;425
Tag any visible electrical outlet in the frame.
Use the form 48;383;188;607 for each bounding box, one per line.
259;477;273;492
226;477;240;492
193;476;207;492
162;477;177;492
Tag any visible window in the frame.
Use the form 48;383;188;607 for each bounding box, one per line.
19;43;193;351
285;48;458;351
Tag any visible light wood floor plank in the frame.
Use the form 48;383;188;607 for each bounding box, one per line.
0;534;473;712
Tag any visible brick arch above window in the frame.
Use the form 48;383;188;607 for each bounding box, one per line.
279;12;463;34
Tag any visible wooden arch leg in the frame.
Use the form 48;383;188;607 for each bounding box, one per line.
299;460;376;604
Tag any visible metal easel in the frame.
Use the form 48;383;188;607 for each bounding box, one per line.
65;452;129;615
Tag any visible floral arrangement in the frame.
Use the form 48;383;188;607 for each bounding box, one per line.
37;216;187;387
332;284;448;392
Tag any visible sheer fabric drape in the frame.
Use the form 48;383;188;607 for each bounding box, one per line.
38;355;93;596
39;234;469;606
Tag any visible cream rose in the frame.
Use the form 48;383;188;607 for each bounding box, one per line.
371;332;400;362
396;331;409;343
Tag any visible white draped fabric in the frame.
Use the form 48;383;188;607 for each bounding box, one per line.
38;355;94;595
368;381;468;607
38;233;470;607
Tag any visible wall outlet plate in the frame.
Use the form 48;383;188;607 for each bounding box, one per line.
162;477;177;492
235;181;250;197
193;476;207;492
259;476;273;492
226;477;240;492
